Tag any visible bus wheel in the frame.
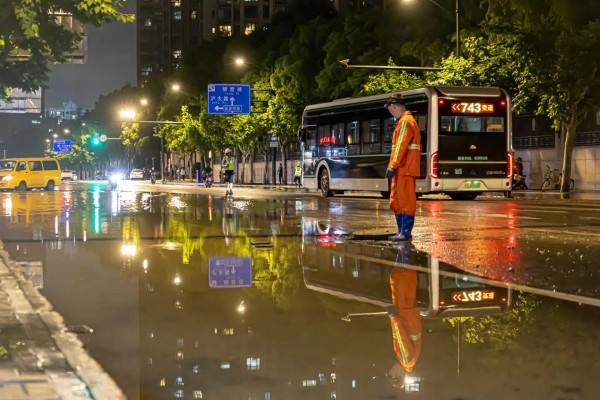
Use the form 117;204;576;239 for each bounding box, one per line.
320;170;333;197
45;180;55;191
17;181;27;192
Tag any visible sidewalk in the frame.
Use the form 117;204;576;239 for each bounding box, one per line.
0;248;124;400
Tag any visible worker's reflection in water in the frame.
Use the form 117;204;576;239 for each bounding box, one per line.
386;243;422;389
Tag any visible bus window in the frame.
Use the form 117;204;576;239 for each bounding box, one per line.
346;121;360;155
362;119;381;154
331;123;345;146
441;116;505;133
383;117;395;153
317;125;332;157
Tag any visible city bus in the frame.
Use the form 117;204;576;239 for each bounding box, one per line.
300;86;512;200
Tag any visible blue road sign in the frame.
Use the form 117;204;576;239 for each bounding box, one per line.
208;256;252;288
207;84;251;115
53;140;72;153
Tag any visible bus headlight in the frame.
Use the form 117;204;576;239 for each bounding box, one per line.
4;175;13;181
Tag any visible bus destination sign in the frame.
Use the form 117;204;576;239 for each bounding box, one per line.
452;289;496;303
451;102;495;114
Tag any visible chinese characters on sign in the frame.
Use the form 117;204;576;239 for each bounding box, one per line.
450;102;495;114
53;140;72;153
208;256;252;288
207;84;251;115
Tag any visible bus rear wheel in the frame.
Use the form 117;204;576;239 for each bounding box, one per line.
320;169;332;197
17;181;27;192
46;180;55;191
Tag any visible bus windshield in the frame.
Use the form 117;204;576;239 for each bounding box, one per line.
441;115;505;133
0;160;16;172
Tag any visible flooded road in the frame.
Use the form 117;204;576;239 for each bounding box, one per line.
0;185;599;399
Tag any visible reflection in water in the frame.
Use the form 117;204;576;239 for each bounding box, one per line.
0;190;598;399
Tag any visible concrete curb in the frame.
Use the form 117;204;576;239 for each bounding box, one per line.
0;246;125;400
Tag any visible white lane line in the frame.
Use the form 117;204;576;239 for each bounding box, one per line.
434;211;540;220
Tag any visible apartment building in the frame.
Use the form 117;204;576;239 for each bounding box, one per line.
137;0;292;87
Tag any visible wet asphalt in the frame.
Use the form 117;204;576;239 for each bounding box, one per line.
0;181;598;399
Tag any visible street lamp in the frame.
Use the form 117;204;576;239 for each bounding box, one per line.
140;98;149;106
119;109;137;120
403;0;460;57
171;84;181;92
53;133;58;139
63;128;70;134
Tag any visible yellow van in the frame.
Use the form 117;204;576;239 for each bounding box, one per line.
0;157;62;191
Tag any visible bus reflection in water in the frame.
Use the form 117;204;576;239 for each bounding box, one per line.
302;239;512;393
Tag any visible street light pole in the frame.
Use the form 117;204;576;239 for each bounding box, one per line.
455;0;460;57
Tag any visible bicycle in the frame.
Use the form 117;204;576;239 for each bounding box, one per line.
541;165;574;191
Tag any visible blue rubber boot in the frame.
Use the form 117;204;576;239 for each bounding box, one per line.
402;215;415;239
389;214;411;241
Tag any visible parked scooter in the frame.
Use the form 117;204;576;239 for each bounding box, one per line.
203;173;213;188
512;173;528;190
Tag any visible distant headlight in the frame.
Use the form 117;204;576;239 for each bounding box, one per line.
109;173;122;183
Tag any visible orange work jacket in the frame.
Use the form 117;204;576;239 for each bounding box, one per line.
389;267;422;372
388;111;421;177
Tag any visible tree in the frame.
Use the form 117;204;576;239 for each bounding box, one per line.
483;0;600;195
0;0;134;97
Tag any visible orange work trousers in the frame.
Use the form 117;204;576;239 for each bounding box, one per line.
390;175;416;216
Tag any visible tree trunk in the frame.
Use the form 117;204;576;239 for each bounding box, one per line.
560;103;578;196
250;152;254;184
280;141;288;184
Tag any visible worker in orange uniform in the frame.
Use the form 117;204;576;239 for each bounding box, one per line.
385;94;421;241
386;243;422;388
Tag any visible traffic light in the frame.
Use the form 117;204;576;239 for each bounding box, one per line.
92;137;100;145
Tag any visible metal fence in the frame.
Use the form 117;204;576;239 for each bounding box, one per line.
513;135;555;149
575;130;600;146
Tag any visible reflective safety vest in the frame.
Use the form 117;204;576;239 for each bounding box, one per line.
294;166;302;177
224;157;234;171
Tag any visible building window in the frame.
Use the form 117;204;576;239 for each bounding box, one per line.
191;10;197;19
141;66;152;76
176;376;184;386
172;50;182;59
303;380;317;387
144;18;152;27
246;358;261;370
212;27;216;34
173;11;182;20
175;390;184;398
219;25;232;36
172;0;181;6
193;390;203;398
244;23;256;35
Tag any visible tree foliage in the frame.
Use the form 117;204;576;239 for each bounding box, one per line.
0;0;134;97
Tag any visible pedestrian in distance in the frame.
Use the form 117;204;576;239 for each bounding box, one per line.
385;94;421;241
294;162;302;189
277;163;283;185
222;149;235;195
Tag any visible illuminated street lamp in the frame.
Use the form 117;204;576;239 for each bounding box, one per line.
119;109;137;120
237;300;246;314
403;0;460;57
63;128;70;134
140;98;149;106
173;273;182;285
53;133;58;139
45;139;50;143
171;84;181;92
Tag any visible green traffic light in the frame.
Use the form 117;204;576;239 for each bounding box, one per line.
92;137;100;145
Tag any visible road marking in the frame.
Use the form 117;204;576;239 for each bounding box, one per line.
435;211;540;220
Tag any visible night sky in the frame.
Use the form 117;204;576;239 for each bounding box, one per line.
45;1;137;109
